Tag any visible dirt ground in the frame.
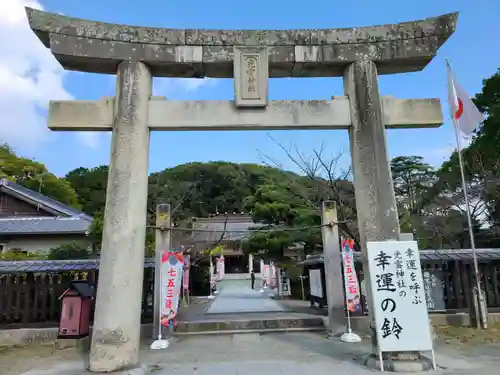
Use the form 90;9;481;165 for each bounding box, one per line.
0;344;82;375
434;323;500;345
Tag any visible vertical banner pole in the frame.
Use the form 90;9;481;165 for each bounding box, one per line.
320;201;345;338
153;204;171;340
340;239;362;343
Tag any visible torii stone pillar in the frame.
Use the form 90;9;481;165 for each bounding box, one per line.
25;7;457;373
345;59;401;352
91;61;152;372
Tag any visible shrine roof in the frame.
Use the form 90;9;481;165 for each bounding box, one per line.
25;8;458;77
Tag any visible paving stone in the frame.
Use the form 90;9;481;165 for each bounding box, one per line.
207;280;285;314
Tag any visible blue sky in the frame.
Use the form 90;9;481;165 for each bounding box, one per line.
3;0;499;177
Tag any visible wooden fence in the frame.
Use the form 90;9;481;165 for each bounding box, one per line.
353;260;500;315
0;266;155;328
1;255;500;328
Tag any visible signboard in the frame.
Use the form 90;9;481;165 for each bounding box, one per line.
359;269;446;314
160;251;184;326
423;270;446;311
278;269;291;296
309;269;323;298
270;264;277;289
341;239;362;314
281;278;291;296
367;241;433;353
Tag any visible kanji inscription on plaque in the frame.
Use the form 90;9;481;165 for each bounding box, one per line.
233;46;268;107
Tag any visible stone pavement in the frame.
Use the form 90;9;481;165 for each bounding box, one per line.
10;332;500;375
206;279;285;314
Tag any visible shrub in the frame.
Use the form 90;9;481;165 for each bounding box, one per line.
0;250;46;261
47;242;93;260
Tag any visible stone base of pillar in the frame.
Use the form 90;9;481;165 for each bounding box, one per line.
321;314;348;339
364;353;433;372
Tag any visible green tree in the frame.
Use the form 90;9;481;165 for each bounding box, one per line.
87;211;104;252
426;68;500;247
467;68;500;229
391;156;436;217
0;144;80;208
242;183;320;262
65;165;109;216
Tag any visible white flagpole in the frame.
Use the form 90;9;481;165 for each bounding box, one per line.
446;60;485;327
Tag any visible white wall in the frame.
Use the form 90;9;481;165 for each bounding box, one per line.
0;234;89;254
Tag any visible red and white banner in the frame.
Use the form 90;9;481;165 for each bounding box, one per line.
447;62;484;136
271;264;277;288
216;256;225;281
160;251;184;326
262;264;270;287
183;255;190;291
341;239;362;314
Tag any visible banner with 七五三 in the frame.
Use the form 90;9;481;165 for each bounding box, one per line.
160;251;184;326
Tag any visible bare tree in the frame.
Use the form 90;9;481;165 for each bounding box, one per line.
257;134;360;249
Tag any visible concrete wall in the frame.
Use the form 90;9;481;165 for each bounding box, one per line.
0;234;89;254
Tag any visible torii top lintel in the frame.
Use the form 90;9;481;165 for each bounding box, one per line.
26;8;458;78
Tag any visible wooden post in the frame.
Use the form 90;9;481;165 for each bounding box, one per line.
152;203;171;339
320;201;345;337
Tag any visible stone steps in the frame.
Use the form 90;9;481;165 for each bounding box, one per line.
174;314;325;336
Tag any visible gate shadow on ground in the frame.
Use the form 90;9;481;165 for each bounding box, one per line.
262;331;371;365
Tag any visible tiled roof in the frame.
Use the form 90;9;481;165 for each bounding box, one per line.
0;259;156;273
0;217;92;235
0;179;93;235
300;249;500;266
0;179;92;221
191;215;264;243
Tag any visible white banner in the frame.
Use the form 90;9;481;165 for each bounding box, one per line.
160;251;184;326
271;264;277;288
216;256;225;280
367;241;433;353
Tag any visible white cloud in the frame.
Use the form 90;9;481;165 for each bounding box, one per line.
153;78;217;97
0;0;100;151
0;1;215;153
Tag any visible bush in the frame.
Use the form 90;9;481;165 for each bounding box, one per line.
0;250;46;261
47;242;93;260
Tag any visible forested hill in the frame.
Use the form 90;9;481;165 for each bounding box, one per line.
64;161;326;220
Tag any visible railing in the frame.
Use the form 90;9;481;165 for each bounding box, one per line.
1;255;500;328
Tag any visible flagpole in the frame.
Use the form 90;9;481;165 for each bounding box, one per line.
446;60;485;327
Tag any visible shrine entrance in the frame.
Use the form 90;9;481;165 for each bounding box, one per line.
25;7;457;373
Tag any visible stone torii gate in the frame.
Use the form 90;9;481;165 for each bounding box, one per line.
26;7;457;373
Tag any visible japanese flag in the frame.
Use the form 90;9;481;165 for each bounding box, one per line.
447;62;484;136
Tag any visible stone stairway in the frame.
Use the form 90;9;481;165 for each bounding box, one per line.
176;279;325;335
